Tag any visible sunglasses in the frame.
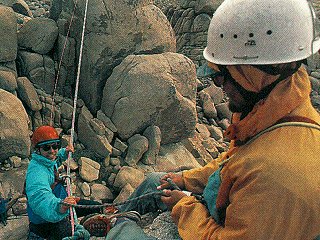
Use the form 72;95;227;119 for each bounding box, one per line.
210;72;226;87
40;143;61;151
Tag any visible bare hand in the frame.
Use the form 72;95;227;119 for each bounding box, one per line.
157;172;185;190
161;189;187;210
57;165;65;173
60;196;80;213
66;144;74;154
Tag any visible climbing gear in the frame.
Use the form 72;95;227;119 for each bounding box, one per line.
50;0;79;126
80;211;141;237
62;224;91;240
64;0;90;235
203;0;320;65
61;191;164;210
31;126;60;147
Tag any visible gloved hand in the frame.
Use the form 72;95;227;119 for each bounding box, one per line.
62;224;91;240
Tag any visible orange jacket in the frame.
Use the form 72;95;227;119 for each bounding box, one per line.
171;66;320;239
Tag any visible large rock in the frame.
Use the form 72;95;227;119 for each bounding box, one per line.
113;183;135;204
53;0;176;113
181;132;213;166
17;51;55;94
17;17;59;54
79;157;101;182
194;0;224;14
125;134;149;166
0;0;32;16
16;76;42;111
0;89;30;160
101;53;197;144
0;6;17;62
90;183;114;201
77;106;113;158
152;142;201;172
142;125;161;165
0;70;17;93
113;166;145;189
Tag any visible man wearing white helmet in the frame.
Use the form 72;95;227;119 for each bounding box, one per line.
159;0;320;239
81;0;320;239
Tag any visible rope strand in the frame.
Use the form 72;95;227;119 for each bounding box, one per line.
67;0;90;235
50;0;79;126
61;191;164;209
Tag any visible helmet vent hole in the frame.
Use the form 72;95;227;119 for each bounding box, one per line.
267;30;273;35
249;33;254;38
220;34;224;38
233;34;238;39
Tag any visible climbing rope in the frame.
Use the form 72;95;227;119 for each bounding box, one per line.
65;0;90;235
50;0;79;126
61;191;164;210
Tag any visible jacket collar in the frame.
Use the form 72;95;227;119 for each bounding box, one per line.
31;152;56;168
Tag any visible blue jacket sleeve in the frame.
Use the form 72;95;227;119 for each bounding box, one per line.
26;164;69;223
56;148;68;167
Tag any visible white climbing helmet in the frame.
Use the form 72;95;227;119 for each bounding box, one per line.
203;0;320;65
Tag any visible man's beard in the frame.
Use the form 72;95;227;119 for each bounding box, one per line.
228;100;255;118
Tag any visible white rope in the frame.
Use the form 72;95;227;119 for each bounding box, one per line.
50;0;79;126
66;0;90;234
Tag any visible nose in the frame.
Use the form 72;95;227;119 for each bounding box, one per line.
49;147;57;153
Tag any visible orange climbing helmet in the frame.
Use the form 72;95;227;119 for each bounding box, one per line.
31;126;60;147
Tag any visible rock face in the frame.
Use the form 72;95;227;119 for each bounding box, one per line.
53;0;177;113
17;17;58;54
164;0;223;66
16;76;42;111
0;89;30;160
0;5;17;62
17;51;56;94
101;52;197;144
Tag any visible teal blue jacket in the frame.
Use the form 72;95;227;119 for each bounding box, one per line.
26;149;69;224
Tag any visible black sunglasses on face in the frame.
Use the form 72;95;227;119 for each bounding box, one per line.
40;143;61;152
210;71;226;87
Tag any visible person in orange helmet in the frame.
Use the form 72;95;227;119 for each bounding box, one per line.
25;126;100;240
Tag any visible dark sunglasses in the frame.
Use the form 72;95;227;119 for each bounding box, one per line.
40;143;61;151
210;72;226;87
